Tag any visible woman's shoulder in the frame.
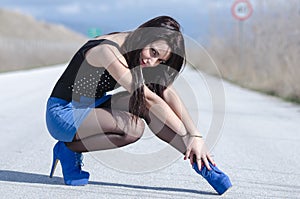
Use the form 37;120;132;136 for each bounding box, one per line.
93;32;129;48
85;32;129;68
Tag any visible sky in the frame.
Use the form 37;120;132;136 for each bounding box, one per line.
1;0;295;42
0;0;238;43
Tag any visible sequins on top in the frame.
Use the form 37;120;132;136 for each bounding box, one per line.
50;39;121;102
70;65;117;99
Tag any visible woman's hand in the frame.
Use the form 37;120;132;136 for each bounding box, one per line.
184;136;216;170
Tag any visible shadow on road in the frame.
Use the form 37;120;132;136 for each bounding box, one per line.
0;170;217;196
88;181;216;195
0;170;63;185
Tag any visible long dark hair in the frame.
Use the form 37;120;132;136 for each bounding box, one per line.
121;16;186;119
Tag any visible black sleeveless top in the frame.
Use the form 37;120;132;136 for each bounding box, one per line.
50;39;121;102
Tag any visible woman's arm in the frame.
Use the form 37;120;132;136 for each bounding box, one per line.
87;44;214;169
86;44;187;136
143;85;187;136
163;85;215;169
162;85;201;136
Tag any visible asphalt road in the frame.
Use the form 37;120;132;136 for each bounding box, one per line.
0;65;299;198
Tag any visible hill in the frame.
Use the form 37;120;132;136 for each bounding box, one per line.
0;8;87;72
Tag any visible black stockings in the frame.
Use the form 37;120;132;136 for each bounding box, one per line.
65;92;187;154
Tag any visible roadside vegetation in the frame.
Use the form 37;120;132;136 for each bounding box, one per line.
0;8;87;72
190;0;300;103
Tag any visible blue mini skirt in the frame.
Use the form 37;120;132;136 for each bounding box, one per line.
46;95;111;142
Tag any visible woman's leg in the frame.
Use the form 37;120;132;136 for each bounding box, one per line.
66;93;145;153
143;110;188;154
67;90;188;154
104;91;188;155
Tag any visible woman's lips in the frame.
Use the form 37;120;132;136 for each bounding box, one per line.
140;58;146;66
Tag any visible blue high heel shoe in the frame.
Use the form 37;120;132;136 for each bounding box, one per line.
193;161;232;195
49;141;90;186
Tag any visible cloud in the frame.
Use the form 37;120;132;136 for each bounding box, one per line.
84;3;111;13
56;3;81;15
0;0;71;7
0;0;228;38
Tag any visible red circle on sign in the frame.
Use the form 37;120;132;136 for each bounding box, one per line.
231;0;253;21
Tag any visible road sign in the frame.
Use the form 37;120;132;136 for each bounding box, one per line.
87;28;102;38
231;0;253;21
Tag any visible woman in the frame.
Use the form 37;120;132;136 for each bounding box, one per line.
46;16;231;194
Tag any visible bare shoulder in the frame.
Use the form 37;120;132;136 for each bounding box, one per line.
85;32;129;68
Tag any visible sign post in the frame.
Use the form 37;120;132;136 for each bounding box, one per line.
231;0;253;69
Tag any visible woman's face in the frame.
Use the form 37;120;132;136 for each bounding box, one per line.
140;40;171;68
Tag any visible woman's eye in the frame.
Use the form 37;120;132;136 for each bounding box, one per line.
151;48;158;57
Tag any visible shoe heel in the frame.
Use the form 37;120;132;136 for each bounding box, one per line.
49;141;90;185
50;157;59;178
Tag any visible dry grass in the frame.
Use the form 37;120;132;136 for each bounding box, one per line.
0;8;87;72
0;38;86;72
190;1;300;103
